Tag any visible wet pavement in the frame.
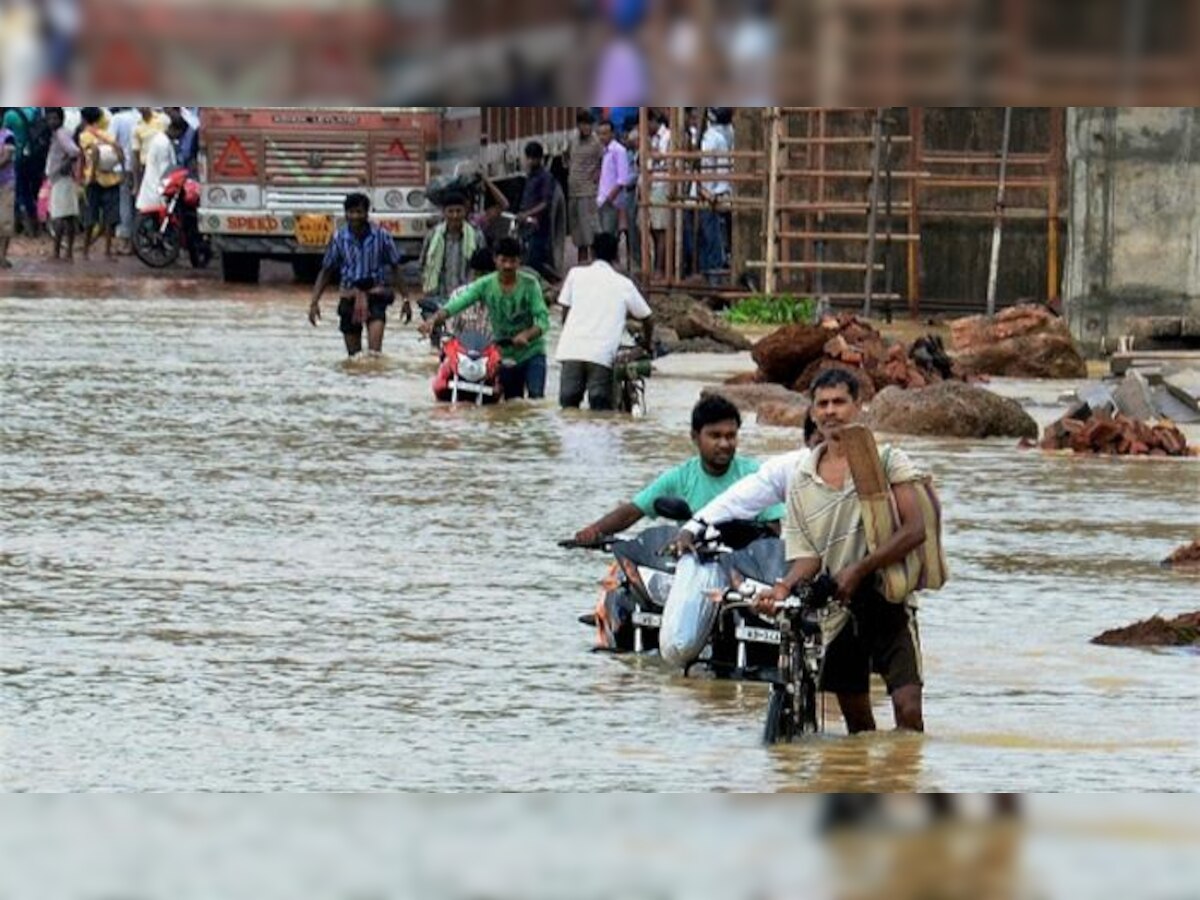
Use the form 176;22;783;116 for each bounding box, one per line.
1;269;1198;791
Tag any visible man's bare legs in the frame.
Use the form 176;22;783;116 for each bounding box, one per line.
366;319;385;353
836;684;924;733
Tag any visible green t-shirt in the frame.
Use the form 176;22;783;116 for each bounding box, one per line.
632;456;786;523
441;271;551;365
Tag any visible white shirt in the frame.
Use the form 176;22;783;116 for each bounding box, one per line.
135;131;177;212
555;260;652;368
699;127;731;198
682;449;810;536
650;125;671;172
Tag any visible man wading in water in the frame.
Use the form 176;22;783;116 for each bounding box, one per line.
755;369;928;733
309;193;408;357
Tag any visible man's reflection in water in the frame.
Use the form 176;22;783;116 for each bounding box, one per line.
769;732;1023;899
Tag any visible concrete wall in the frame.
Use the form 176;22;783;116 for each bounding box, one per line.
1066;107;1200;349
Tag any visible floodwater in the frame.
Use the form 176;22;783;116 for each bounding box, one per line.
1;293;1198;792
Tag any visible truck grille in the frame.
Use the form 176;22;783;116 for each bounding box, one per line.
372;128;426;184
265;136;367;189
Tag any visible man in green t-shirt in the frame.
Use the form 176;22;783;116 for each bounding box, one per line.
573;394;785;544
420;236;551;399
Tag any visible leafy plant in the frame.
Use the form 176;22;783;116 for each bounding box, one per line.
724;294;817;326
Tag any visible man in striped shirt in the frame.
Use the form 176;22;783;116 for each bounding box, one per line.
309;193;408;357
757;369;929;734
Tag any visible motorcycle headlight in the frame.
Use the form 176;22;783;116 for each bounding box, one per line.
207;186;228;204
406;189;426;209
456;354;488;382
637;567;673;606
384;190;405;210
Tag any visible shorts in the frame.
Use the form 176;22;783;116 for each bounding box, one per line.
49;177;79;221
85;183;120;229
820;585;923;695
0;184;14;237
568;195;597;248
337;290;394;335
649;182;669;231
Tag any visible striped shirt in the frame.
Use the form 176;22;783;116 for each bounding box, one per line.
783;443;922;640
322;223;402;291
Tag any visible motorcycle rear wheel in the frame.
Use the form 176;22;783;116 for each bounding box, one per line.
133;215;180;268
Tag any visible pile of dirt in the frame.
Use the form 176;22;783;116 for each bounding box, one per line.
749;314;969;399
950;304;1087;379
651;294;752;353
1092;611;1200;647
1039;405;1191;456
1163;539;1200;568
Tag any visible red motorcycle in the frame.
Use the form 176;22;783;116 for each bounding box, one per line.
133;167;212;269
432;328;509;405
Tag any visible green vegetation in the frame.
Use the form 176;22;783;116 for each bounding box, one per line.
724;294;817;326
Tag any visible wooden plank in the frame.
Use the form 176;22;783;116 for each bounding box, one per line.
778;231;919;242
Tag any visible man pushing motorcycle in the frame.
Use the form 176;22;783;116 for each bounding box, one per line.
573;394;784;545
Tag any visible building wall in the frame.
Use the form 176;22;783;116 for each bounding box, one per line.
1066;107;1200;348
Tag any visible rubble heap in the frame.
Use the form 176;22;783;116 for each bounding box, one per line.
950;303;1087;379
1163;539;1200;568
1038;405;1191;456
748;314;969;401
1092;611;1200;648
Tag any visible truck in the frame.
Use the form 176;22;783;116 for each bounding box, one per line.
198;106;575;284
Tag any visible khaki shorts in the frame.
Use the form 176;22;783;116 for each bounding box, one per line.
649;182;669;231
0;184;15;237
568;194;597;248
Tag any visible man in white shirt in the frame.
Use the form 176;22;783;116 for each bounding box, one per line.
697;108;732;276
648;113;671;278
135;125;179;214
555;232;653;411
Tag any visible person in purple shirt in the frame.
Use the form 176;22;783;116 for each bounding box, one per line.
596;119;628;238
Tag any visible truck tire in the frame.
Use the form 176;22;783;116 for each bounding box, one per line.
221;252;260;284
291;255;323;284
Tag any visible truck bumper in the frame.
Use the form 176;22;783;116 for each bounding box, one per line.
200;209;430;259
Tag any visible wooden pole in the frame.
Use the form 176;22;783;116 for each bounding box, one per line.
670;107;682;287
764;107;781;296
639;106;652;285
862;107;885;317
986;106;1013;318
907;105;921;315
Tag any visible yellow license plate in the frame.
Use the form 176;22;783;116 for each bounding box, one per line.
295;214;334;247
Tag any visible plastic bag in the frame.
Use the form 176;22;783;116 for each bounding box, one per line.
659;554;725;668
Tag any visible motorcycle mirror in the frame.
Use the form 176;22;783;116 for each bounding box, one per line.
653;497;693;522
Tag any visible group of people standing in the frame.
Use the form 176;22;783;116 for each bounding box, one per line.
566;106;734;283
0;106;198;265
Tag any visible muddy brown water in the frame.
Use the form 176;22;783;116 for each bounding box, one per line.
2;292;1198;791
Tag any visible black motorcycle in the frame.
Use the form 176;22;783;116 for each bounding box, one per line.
561;498;779;671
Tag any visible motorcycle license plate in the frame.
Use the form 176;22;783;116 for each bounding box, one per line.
632;611;661;628
450;380;493;396
295;214;334;247
736;625;781;645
